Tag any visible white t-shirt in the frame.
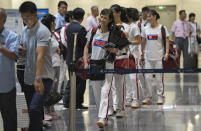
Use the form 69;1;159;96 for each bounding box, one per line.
128;22;141;58
60;23;69;47
189;22;200;36
141;24;169;60
51;35;61;67
86;29;110;60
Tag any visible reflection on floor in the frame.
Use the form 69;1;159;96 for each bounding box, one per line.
43;73;201;131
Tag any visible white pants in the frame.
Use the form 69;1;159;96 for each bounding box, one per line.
90;80;104;109
144;59;164;98
112;74;125;111
58;58;67;93
98;62;125;118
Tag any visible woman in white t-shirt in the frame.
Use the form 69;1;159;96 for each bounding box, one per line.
41;14;62;124
126;8;141;108
141;10;169;105
83;8;117;128
109;4;130;118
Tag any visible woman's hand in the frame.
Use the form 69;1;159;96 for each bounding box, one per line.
163;53;169;61
84;62;89;69
107;48;118;54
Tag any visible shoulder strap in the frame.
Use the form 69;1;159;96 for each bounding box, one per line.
53;31;61;42
88;27;98;53
64;24;67;41
89;27;98;45
161;25;166;54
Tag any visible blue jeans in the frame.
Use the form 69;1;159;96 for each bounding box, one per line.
24;79;53;131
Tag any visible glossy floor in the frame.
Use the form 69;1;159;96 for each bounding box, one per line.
1;65;201;131
42;73;201;131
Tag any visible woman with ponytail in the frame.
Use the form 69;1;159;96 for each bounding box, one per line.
141;9;169;105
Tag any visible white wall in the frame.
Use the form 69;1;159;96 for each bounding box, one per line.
1;0;201;24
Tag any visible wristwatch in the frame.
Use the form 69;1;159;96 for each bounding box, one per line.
35;77;43;82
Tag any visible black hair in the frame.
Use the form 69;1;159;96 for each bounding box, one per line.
110;4;121;13
41;14;55;31
58;1;68;7
126;8;139;21
179;10;186;15
121;7;129;23
189;13;196;19
73;8;85;20
142;7;150;12
19;1;37;14
65;11;73;22
149;9;160;20
100;8;114;29
100;8;113;20
110;4;128;22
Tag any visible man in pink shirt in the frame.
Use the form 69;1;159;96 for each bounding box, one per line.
171;10;194;68
85;6;99;32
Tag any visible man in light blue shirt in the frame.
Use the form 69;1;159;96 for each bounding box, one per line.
0;8;18;131
54;1;68;30
19;2;54;131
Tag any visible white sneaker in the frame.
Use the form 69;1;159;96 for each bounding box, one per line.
116;110;124;118
131;100;140;109
97;118;107;128
142;97;151;105
44;114;52;121
157;96;164;105
108;106;114;116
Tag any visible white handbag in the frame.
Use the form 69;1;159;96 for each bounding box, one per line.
16;92;30;128
16;76;30;128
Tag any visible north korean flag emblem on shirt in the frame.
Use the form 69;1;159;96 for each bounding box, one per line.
93;39;107;47
147;34;158;40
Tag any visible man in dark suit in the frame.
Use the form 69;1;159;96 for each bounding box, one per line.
64;7;88;109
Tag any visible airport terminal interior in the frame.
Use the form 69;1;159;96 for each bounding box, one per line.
1;0;201;131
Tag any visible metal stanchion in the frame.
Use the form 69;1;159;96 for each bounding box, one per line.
69;33;78;131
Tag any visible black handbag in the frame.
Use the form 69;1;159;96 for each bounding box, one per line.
90;59;105;81
44;91;62;106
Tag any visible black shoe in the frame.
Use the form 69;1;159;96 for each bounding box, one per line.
64;104;69;108
76;105;88;110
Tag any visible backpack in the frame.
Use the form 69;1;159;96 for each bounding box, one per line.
53;27;67;60
161;26;180;69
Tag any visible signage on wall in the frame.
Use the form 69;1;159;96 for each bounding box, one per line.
4;8;49;35
5;9;23;35
37;9;49;20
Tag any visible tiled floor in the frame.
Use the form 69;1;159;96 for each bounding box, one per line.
1;55;201;131
42;73;201;131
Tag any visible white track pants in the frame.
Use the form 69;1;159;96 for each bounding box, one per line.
58;59;67;93
144;59;164;98
126;58;140;102
98;63;125;118
90;80;104;109
112;74;125;111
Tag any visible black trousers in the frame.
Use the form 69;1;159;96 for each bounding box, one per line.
0;88;17;131
64;67;86;106
17;65;25;92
